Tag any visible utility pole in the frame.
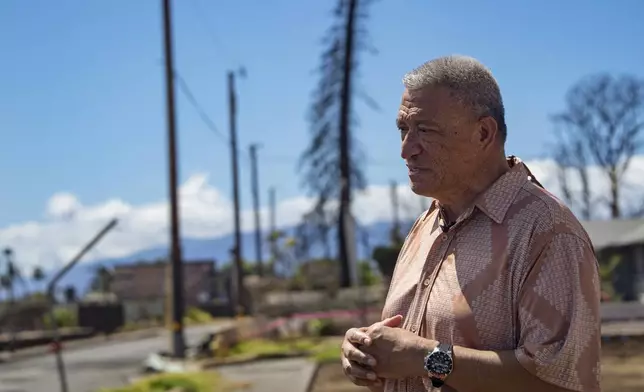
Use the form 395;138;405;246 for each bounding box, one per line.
268;187;277;270
47;218;118;392
3;249;15;306
338;0;358;288
228;70;244;315
269;187;276;235
249;144;263;276
357;227;369;326
390;180;400;235
162;0;186;358
3;248;16;354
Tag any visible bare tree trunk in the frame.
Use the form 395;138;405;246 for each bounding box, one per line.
578;166;591;220
609;167;621;218
300;0;375;284
573;141;592;220
556;163;574;208
338;0;358;288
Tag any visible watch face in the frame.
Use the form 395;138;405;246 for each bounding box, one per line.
426;351;453;375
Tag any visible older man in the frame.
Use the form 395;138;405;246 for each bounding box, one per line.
341;55;601;392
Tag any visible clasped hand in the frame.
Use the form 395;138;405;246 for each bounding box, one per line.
340;315;432;387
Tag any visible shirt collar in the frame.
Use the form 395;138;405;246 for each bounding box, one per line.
425;156;543;225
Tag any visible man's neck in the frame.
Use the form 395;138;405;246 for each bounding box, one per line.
438;157;510;222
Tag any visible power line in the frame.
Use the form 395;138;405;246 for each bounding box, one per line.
173;71;394;171
260;153;393;168
173;71;228;143
173;71;259;168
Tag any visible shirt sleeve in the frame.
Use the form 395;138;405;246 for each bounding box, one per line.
515;233;601;392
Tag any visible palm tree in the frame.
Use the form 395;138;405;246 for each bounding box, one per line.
90;266;113;293
0;274;11;293
32;266;46;282
2;248;18;302
299;0;378;287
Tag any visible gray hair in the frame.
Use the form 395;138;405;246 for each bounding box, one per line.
402;55;507;142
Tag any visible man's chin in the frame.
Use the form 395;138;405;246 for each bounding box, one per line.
409;181;433;197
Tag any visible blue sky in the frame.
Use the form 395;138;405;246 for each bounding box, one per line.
1;0;643;230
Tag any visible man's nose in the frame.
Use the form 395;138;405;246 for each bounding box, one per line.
401;132;421;160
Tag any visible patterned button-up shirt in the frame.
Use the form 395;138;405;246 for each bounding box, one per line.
382;157;601;392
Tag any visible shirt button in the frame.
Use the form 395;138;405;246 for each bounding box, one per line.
442;234;448;241
411;326;417;333
423;279;430;286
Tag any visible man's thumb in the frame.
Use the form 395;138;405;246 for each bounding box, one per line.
381;314;403;327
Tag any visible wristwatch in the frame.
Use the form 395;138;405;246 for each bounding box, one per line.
424;342;454;388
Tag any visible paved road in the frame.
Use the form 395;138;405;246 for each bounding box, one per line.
0;323;231;392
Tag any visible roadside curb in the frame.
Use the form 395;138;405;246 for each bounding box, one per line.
0;320;237;366
0;329;162;365
305;360;321;392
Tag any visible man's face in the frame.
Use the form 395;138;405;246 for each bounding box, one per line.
397;86;480;198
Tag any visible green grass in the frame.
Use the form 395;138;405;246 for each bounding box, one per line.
309;338;342;364
227;336;342;364
184;307;214;325
229;337;317;356
98;372;245;392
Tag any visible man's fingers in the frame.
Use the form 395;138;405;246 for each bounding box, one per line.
341;357;378;385
344;342;376;366
346;361;377;380
346;327;372;346
365;314;404;337
345;317;402;347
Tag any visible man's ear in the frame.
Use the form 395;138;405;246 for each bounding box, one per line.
474;116;499;150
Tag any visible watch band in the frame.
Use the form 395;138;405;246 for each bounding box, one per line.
438;342;453;355
431;378;445;388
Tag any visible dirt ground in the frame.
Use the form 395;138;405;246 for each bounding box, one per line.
601;338;644;392
310;339;644;392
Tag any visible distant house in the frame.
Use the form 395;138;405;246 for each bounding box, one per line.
0;300;49;333
110;260;228;323
582;219;644;302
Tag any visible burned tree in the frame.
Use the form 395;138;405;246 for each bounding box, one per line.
552;73;644;219
553;139;592;220
299;0;378;287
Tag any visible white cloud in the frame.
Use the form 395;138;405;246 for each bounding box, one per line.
1;155;642;271
526;155;644;219
0;172;424;271
46;192;81;220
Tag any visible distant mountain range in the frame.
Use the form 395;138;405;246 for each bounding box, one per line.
53;219;411;295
